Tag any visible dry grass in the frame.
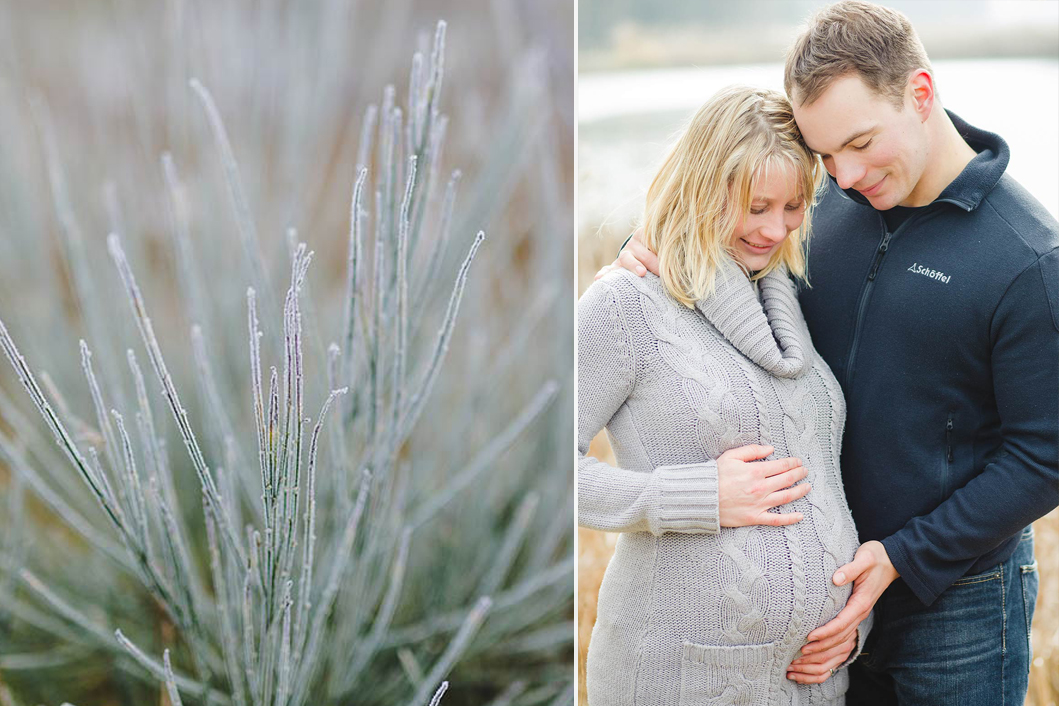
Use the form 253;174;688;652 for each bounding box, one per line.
1030;508;1059;706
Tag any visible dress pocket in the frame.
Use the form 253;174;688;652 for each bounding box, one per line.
678;640;775;706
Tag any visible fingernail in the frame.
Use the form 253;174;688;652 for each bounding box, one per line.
637;267;645;275
835;572;846;584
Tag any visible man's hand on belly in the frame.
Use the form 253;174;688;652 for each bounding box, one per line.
794;541;899;672
787;631;858;684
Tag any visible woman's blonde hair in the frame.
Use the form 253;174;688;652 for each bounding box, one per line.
642;85;824;307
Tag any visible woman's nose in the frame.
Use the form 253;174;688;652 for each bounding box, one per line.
760;211;787;241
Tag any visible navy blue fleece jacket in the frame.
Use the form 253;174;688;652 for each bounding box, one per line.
798;110;1059;605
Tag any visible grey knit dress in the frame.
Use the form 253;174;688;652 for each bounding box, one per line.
578;262;872;706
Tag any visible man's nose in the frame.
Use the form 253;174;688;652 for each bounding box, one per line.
833;155;867;191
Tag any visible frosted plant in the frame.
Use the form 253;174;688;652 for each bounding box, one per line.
0;5;573;705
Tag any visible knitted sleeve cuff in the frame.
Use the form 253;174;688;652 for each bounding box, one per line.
650;461;721;536
837;609;874;670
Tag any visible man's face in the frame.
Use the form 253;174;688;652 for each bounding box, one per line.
792;74;928;211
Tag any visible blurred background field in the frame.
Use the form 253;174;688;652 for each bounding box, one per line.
577;2;1059;705
0;1;574;705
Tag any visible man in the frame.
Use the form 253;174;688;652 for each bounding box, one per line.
599;2;1058;703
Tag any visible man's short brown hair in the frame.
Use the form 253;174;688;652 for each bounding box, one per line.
784;0;932;108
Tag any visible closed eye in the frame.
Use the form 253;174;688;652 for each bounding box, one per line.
852;139;873;151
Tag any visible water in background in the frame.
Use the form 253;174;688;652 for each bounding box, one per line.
579;59;1059;240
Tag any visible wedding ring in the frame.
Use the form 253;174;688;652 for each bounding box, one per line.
830;668;836;677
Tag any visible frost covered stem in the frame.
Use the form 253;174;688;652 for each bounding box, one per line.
106;233;244;566
399;231;485;438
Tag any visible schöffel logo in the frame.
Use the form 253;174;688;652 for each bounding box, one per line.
907;262;951;284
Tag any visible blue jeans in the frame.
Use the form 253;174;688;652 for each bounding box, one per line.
848;526;1039;705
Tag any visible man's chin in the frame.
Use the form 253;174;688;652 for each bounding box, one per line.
865;191;898;211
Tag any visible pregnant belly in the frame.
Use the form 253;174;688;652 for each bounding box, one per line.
590;525;857;705
644;524;855;648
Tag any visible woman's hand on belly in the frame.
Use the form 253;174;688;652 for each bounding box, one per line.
717;444;811;528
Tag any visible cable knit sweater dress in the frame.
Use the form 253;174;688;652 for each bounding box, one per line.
578;262;872;706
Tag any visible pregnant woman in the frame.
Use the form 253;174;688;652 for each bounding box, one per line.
578;85;871;706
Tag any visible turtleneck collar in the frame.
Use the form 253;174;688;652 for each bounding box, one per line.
694;258;808;378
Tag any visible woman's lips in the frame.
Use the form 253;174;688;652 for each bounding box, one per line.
859;175;886;196
740;238;774;252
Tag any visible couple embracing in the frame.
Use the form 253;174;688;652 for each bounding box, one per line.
577;2;1058;705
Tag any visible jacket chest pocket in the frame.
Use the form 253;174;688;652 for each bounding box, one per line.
678;640;775;705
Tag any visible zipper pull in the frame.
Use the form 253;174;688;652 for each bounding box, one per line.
867;232;892;281
946;417;954;463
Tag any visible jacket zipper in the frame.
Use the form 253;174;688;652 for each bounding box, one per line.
841;199;963;388
844;227;892;385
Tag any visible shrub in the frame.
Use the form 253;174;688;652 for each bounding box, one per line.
0;4;573;705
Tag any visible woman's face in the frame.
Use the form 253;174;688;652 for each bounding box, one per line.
729;163;806;272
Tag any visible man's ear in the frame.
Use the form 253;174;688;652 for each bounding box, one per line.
908;70;934;122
